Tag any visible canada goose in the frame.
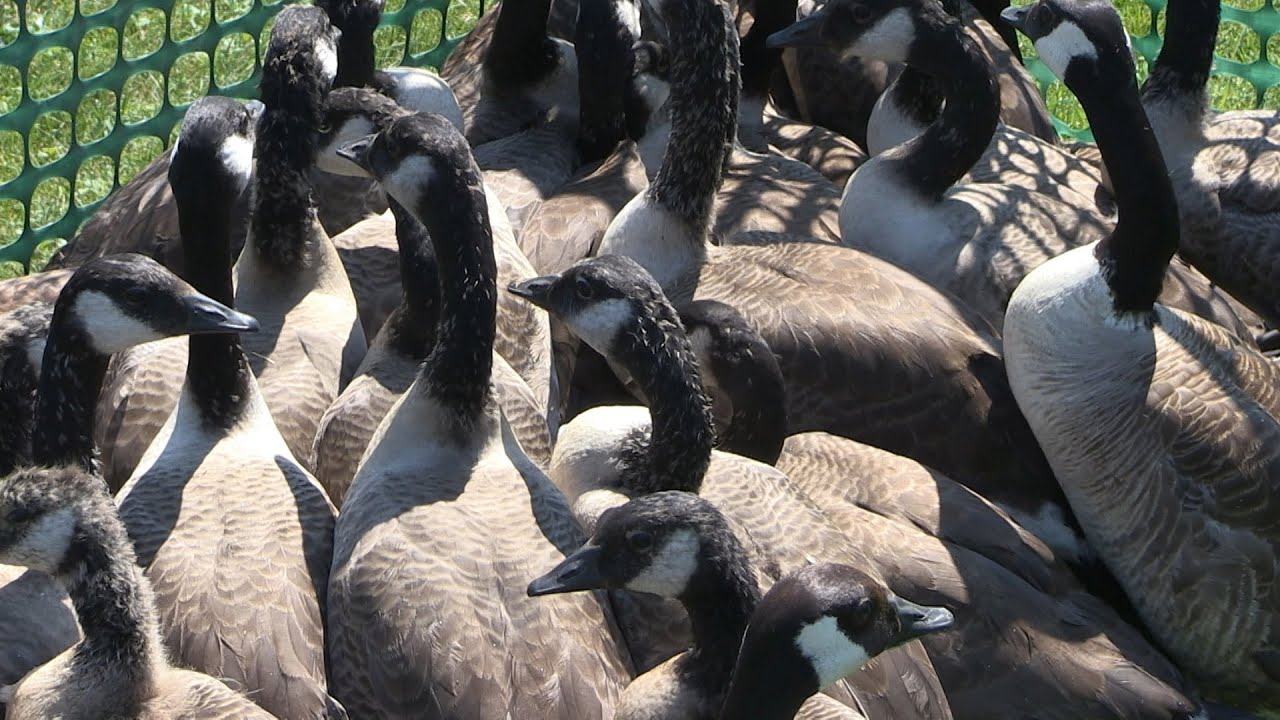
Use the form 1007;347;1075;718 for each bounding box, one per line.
315;87;559;433
0;467;274;720
96;7;368;487
115;95;344;720
766;0;1119;328
1003;1;1280;713
1139;0;1280;328
510;257;957;720
518;254;1212;720
313;197;552;506
0;252;258;706
722;563;956;720
529;491;956;719
0;303;52;475
326;112;632;717
735;0;868;188
597;0;1077;560
442;0;579;145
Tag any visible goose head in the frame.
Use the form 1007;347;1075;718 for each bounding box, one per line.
316;87;410;176
0;466;116;578
314;0;385;39
725;563;954;708
1001;0;1134;85
335;111;479;216
766;0;926;63
261;6;343;106
528;491;733;599
168;96;260;206
508;255;676;359
54;254;259;356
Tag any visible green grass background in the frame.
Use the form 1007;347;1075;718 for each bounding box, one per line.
0;0;1274;276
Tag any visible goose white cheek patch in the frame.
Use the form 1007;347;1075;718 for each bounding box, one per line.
73;291;164;355
795;616;871;689
566;298;633;357
845;8;915;64
219;135;255;192
4;507;77;575
316;41;339;85
382;156;437;214
1033;21;1097;80
626;528;700;597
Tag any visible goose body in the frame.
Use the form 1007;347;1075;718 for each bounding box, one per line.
1004;2;1280;713
326;112;631;718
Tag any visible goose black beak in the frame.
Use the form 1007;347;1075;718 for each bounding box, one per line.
1000;5;1030;30
336;134;377;175
244;99;266;122
507;275;559;310
890;596;954;644
528;544;607;597
767;15;824;49
182;295;260;334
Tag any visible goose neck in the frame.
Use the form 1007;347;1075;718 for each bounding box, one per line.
574;0;636;162
739;0;799;104
388;198;440;356
32;326;106;474
62;512;159;693
615;302;715;494
1146;0;1218;105
884;11;999;199
1076;64;1180;312
178;194;254;430
486;0;558;88
0;342;41;476
720;653;816;720
886;67;944;137
249;81;326;271
408;170;496;428
335;22;378;88
646;0;739;237
679;543;762;698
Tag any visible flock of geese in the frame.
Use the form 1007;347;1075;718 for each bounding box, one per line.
0;0;1276;715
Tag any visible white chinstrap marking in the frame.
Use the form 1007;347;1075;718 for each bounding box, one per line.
626;528;700;597
795;616;871;689
72;291;164;355
1033;21;1098;80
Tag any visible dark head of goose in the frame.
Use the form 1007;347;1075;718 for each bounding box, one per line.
1001;0;1135;87
316;87;410;177
766;0;924;61
258;5;341;152
167;96;261;209
0;467;114;579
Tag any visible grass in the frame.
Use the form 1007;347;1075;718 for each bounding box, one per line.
0;0;1273;275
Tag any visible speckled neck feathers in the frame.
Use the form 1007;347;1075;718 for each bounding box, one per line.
0;305;50;476
645;0;741;237
384;198;442;359
485;0;560;89
1143;0;1218;110
32;318;107;475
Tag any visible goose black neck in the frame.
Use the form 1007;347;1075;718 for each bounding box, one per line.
740;0;799;102
411;166;496;427
613;300;715;494
1073;62;1180;312
575;0;636;162
678;534;761;699
386;198;440;358
646;0;740;236
251;69;326;270
179;189;254;429
335;20;378;87
720;640;817;720
486;0;559;88
1146;0;1218;101
61;511;155;685
888;8;999;199
32;322;106;474
886;66;945;132
0;328;42;476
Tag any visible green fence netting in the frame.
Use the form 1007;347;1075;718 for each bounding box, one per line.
0;0;490;275
1;0;1278;274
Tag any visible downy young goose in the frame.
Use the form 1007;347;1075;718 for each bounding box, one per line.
597;0;1077;560
1003;1;1280;713
767;0;1115;329
0;252;258;706
97;7;369;487
0;467;273;720
312;197;552;506
510;257;957;720
518;255;1211;720
115;95;344;720
325;112;632;718
529;491;956;720
315;88;559;434
722;563;956;720
1140;0;1280;327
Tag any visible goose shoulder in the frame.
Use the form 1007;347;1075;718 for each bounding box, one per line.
762;111;868;188
0;271;71;318
94;337;188;492
475;119;581;235
713;147;845;243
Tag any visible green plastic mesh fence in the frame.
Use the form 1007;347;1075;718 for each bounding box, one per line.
0;0;1276;274
0;0;490;276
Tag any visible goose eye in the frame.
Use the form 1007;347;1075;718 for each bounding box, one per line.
851;597;874;625
626;530;654;551
1030;3;1053;25
575;278;595;300
124;287;148;306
